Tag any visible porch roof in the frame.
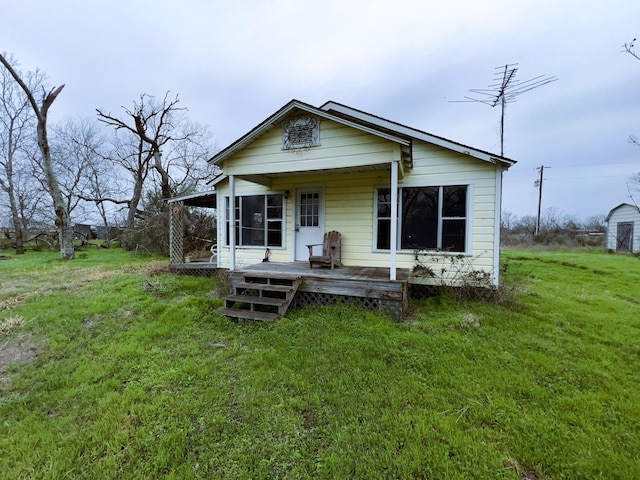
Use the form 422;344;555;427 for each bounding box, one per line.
167;190;217;208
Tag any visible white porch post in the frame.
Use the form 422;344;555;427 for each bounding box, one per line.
390;161;398;281
229;174;236;270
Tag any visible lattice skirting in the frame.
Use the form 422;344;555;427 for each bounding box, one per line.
292;291;405;321
169;201;184;264
408;283;440;299
169;265;220;277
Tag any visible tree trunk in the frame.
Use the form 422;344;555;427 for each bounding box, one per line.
8;186;25;254
127;175;144;229
0;53;73;259
153;150;172;199
37;111;74;259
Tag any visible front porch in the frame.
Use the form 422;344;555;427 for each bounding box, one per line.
171;259;411;320
229;262;411;321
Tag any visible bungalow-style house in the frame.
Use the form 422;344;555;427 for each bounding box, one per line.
169;99;515;320
605;203;640;253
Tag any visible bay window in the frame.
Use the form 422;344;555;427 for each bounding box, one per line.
376;185;468;252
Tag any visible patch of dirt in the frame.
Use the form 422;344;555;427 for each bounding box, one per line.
1;268;118;311
126;261;169;276
0;333;44;390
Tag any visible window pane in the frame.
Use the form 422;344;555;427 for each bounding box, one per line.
401;187;438;249
377;219;391;250
300;193;319;227
241;195;264;246
442;219;466;252
267;195;282;219
443;186;466;217
267;221;282;246
377;188;391;217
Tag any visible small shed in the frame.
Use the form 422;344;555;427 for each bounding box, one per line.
605;203;640;253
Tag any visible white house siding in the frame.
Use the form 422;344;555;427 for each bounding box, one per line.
606;204;640;253
216;170;382;268
217;125;502;284
399;142;500;283
222;119;401;176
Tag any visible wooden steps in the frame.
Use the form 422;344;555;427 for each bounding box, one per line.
217;271;301;321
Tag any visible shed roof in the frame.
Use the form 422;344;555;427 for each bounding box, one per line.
605;202;640;222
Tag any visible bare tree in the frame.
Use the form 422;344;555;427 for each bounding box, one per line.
0;52;74;259
623;38;640;200
48;118;108;222
54;117;121;246
583;214;606;233
540;206;564;233
97;93;181;200
96;92;215;229
513;215;537;235
0;54;45;253
501;210;516;232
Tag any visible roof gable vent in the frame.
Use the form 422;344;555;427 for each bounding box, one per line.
282;116;320;150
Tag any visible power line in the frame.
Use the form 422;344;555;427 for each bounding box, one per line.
550;161;640;169
506;162;638;178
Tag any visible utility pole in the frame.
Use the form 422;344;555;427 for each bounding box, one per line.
535;165;545;235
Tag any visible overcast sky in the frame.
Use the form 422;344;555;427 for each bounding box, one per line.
2;0;639;220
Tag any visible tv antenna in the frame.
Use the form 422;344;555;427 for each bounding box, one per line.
452;64;557;156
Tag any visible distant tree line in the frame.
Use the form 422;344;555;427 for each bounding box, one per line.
0;52;218;257
501;207;606;248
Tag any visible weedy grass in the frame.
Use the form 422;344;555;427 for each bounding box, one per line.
0;247;639;479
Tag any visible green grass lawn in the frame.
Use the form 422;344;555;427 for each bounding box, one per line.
1;247;639;479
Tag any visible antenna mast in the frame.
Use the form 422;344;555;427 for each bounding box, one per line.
452;64;557;156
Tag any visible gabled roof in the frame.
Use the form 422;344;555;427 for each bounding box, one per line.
605;202;640;221
209;99;517;168
209;99;411;166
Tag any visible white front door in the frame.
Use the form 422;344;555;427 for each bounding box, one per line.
295;188;324;260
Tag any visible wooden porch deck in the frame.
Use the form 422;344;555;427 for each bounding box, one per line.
233;262;411;320
171;260;412;319
239;261;410;282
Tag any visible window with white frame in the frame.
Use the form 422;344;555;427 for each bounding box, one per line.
375;185;468;252
225;194;284;247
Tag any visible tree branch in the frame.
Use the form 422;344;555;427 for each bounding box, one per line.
622;38;640;61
